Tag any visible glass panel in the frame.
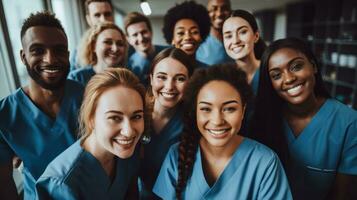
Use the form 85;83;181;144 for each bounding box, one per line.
2;0;44;86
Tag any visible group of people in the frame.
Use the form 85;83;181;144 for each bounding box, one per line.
0;0;356;200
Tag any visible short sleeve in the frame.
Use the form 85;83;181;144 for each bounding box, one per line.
0;130;14;164
338;120;357;174
258;154;293;200
152;144;178;200
36;177;77;200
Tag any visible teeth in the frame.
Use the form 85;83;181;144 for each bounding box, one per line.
182;44;194;48
43;69;60;73
114;138;134;145
161;92;176;98
208;129;227;135
287;84;302;96
232;46;243;54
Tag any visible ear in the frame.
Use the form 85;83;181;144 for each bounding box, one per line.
150;74;153;86
254;32;260;43
86;15;92;27
171;39;175;46
20;49;26;65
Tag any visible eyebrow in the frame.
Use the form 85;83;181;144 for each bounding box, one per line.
223;25;248;35
105;110;144;115
198;100;240;105
175;26;198;30
269;57;305;72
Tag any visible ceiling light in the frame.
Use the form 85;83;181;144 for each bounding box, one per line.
140;0;152;16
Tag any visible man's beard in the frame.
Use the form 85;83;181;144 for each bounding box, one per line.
25;60;70;91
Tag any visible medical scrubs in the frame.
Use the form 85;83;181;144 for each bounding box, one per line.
196;34;233;65
68;66;95;86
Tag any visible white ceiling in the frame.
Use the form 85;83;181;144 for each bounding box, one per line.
114;0;306;17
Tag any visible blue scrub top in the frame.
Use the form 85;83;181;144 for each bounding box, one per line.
36;140;140;200
68;66;95;86
139;109;183;199
283;98;357;200
196;34;234;65
153;138;292;200
0;80;84;199
128;45;167;86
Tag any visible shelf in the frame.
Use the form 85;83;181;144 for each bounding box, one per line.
323;77;356;88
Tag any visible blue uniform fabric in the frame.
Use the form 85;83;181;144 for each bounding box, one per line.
196;34;233;65
128;45;167;86
0;80;84;199
36;140;140;200
139;110;183;199
283;98;357;200
153;138;292;200
68;66;95;86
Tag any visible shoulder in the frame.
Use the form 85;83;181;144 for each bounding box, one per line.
68;67;94;79
39;141;84;183
240;138;279;165
154;45;169;53
0;89;24;126
327;99;357;122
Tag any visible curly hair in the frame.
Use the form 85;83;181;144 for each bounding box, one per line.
229;9;267;59
162;1;210;44
77;22;128;67
175;63;253;199
21;11;66;40
250;37;330;167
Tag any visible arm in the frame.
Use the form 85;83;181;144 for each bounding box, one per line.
0;162;19;200
36;177;77;200
125;176;139;200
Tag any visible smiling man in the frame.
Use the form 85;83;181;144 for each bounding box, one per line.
0;11;83;199
125;12;167;86
196;0;233;65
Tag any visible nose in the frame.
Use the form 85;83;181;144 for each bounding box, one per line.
99;15;106;23
233;32;241;44
164;78;174;90
137;33;144;42
283;71;297;84
121;119;134;137
111;43;118;52
183;31;193;41
43;49;57;64
211;110;224;125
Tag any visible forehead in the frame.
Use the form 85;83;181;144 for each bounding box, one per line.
154;57;188;75
22;26;67;48
175;19;199;29
127;22;150;33
96;85;143;112
197;80;241;102
208;0;230;7
88;2;112;13
97;28;123;40
269;48;307;68
223;17;251;31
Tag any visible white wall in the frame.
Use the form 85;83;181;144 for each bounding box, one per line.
149;16;167;46
274;10;287;41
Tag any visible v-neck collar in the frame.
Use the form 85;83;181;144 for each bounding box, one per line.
283;99;332;145
193;138;248;197
16;82;73;132
152;109;182;139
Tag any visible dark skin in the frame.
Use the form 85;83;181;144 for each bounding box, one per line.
269;48;357;199
0;26;69;199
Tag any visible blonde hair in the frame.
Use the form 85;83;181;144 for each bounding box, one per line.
77;22;128;67
79;68;147;141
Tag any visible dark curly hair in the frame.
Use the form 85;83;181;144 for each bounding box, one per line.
21;11;66;40
162;1;211;44
250;37;330;167
175;63;253;199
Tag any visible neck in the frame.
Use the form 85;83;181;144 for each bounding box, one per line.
138;45;155;58
152;100;177;119
82;133;115;178
285;95;326;118
24;80;64;118
199;134;243;159
210;27;222;42
93;63;109;73
235;53;260;83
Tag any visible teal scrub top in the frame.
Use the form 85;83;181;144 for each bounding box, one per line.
283;98;357;200
139;110;183;199
67;66;95;86
36;140;140;200
153;138;292;200
0;80;84;199
196;34;233;65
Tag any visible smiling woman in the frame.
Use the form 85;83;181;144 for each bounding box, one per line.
153;64;293;200
67;22;128;86
36;68;146;199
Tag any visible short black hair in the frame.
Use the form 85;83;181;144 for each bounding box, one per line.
20;11;67;40
162;1;210;44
